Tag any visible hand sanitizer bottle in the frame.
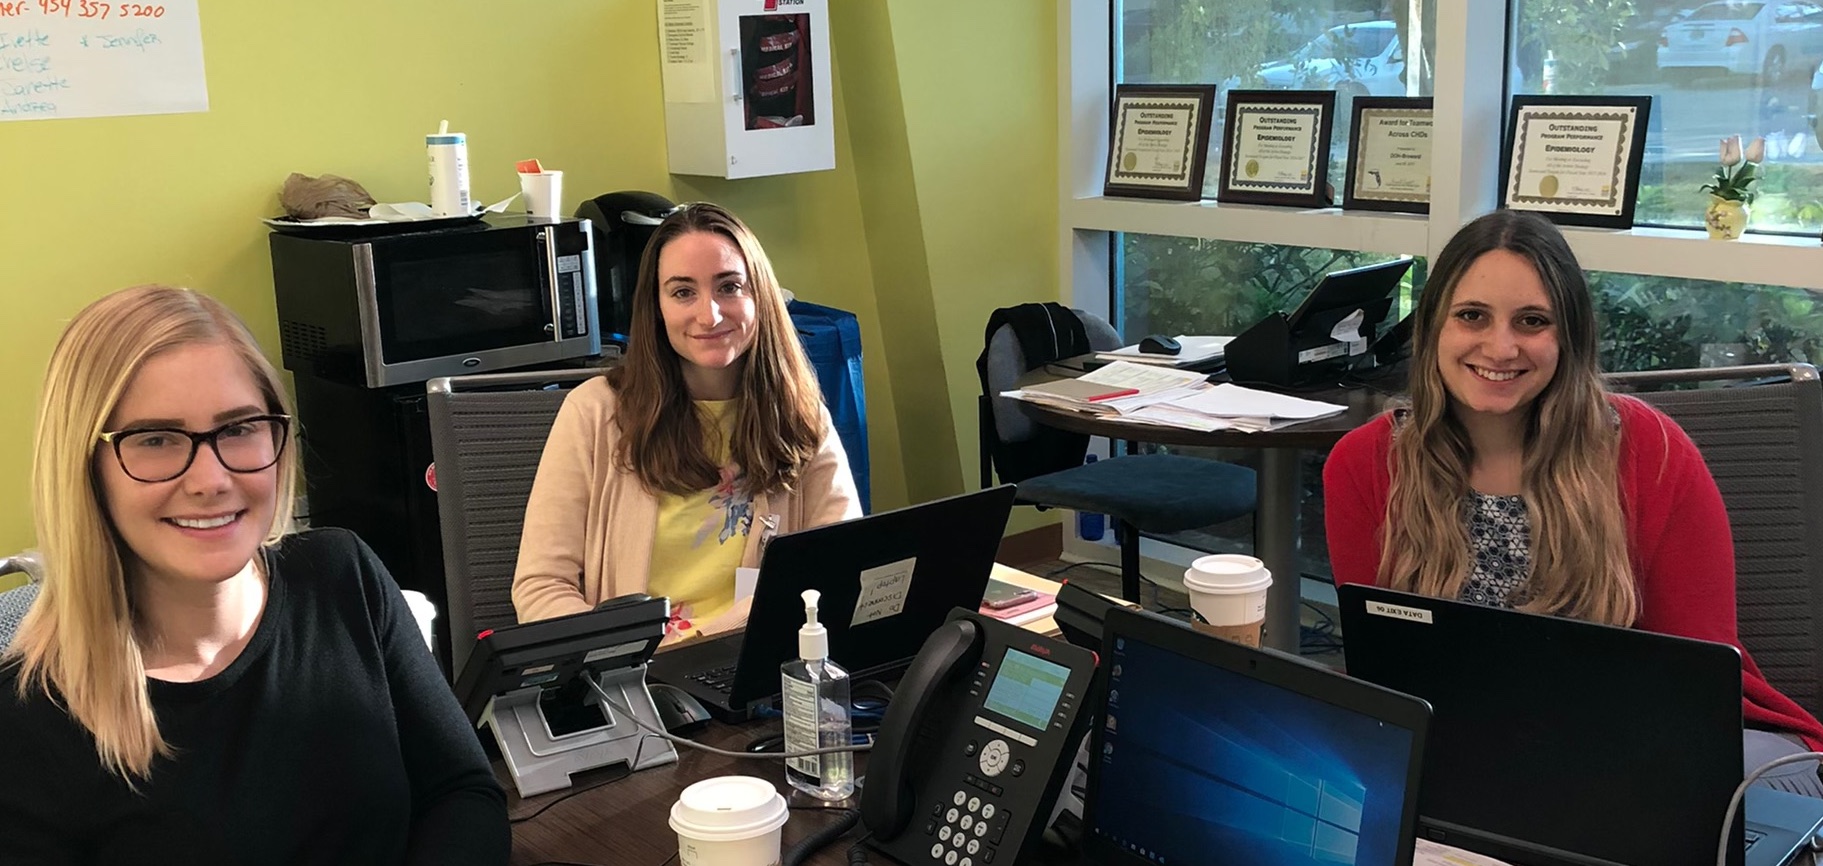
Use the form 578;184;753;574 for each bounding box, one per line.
781;589;854;800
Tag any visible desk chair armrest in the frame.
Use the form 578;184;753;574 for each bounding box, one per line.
1605;363;1818;389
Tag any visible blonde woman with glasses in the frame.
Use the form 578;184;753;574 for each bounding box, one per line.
0;286;508;863
1324;209;1823;796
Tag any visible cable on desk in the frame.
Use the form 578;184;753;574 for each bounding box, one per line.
782;808;862;866
1044;561;1123;580
588;676;873;761
846;831;876;866
1719;751;1823;866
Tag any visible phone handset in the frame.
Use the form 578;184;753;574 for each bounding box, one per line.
860;618;984;840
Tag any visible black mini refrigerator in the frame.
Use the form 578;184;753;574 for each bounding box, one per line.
292;376;453;671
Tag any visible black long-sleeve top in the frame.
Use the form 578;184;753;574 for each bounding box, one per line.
0;528;509;865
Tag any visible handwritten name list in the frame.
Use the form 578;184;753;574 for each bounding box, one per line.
0;0;207;122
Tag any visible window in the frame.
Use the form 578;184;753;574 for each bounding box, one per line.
1118;1;1437;198
1513;0;1823;234
1120;234;1421;340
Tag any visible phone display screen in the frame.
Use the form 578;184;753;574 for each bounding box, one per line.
983;580;1040;609
982;648;1071;732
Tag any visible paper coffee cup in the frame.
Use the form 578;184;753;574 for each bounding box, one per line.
669;775;790;866
519;170;564;220
1183;554;1272;647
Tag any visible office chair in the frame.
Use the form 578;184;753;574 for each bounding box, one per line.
977;303;1257;603
1606;363;1823;717
426;368;604;677
0;551;45;648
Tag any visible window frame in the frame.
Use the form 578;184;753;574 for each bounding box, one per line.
1060;0;1823;323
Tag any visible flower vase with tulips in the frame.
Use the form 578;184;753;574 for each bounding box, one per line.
1700;134;1763;239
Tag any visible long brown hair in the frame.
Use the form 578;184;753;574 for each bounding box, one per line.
607;202;824;496
1380;210;1637;625
7;286;299;782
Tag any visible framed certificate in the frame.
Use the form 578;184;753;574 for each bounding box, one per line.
1104;84;1217;201
1216;89;1335;208
1343;97;1433;214
1499;95;1652;229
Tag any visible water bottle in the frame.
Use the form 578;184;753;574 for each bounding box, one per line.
1078;454;1106;542
427;121;471;217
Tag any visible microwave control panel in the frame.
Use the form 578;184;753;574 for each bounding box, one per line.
547;225;593;340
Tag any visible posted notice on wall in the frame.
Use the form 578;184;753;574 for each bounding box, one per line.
1;0;209;123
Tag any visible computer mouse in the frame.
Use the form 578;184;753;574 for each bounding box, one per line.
1138;334;1181;355
648;683;713;733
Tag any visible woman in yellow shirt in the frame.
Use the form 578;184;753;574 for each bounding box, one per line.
512;202;860;639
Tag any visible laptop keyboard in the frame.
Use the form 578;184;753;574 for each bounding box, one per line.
687;664;738;695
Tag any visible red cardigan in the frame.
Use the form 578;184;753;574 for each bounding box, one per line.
1323;395;1823;748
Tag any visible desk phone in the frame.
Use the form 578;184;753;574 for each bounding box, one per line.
861;610;1097;866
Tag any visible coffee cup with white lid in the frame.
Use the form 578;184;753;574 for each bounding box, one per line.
1182;554;1272;647
669;775;790;866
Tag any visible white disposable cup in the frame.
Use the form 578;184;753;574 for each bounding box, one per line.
1183;554;1273;646
669;775;790;866
519;170;564;220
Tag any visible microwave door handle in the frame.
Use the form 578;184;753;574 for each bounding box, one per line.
539;228;561;337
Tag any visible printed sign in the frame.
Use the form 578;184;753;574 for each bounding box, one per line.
851;557;916;626
1366;599;1434;624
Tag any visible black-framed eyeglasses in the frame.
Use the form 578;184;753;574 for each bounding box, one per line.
97;414;292;483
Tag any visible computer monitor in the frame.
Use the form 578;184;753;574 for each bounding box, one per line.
1083;608;1431;866
1225;258;1414;388
1284;258;1413;341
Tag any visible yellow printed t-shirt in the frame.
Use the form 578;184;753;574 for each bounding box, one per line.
647;399;753;631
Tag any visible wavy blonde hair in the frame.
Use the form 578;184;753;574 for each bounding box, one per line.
4;285;298;782
607;202;824;497
1381;211;1637;625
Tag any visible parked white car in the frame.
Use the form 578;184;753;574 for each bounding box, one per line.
1255;20;1407;97
1657;1;1823;83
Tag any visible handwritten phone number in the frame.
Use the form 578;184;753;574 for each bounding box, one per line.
35;1;164;19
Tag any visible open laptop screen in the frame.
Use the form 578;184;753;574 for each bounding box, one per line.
1085;610;1426;866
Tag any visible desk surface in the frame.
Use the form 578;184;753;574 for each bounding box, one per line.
506;566;1093;866
1012;371;1397;450
504;718;865;866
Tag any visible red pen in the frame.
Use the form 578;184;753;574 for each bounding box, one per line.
1087;387;1140;402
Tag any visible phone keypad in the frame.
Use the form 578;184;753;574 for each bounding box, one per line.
926;786;1007;863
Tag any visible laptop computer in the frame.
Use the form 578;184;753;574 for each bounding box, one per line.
1337;584;1823;866
1081;607;1432;866
647;485;1017;721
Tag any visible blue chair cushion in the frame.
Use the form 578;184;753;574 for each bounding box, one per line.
1014;453;1256;533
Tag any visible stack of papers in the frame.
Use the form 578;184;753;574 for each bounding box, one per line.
1002;362;1346;433
1095;335;1233;367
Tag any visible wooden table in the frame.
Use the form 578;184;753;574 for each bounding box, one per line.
505;566;1096;866
503;716;867;866
1014;372;1396;652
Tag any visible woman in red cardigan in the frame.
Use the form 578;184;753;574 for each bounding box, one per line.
1323;209;1823;796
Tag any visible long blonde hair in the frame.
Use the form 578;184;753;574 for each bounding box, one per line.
1381;211;1637;625
607;202;824;497
5;285;298;782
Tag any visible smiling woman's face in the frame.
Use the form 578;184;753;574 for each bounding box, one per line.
657;230;757;399
96;341;279;587
1435;248;1562;426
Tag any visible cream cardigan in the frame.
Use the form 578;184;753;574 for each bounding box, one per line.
511;377;861;632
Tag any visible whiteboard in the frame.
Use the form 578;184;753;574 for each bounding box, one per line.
0;0;208;122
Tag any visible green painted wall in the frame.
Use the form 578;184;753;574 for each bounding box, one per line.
0;0;1061;591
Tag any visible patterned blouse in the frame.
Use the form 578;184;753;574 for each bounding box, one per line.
1462;491;1531;608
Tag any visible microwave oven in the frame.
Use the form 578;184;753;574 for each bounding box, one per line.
270;215;601;388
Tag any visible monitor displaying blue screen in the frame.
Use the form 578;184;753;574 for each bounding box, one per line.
983;648;1070;731
1090;635;1416;866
